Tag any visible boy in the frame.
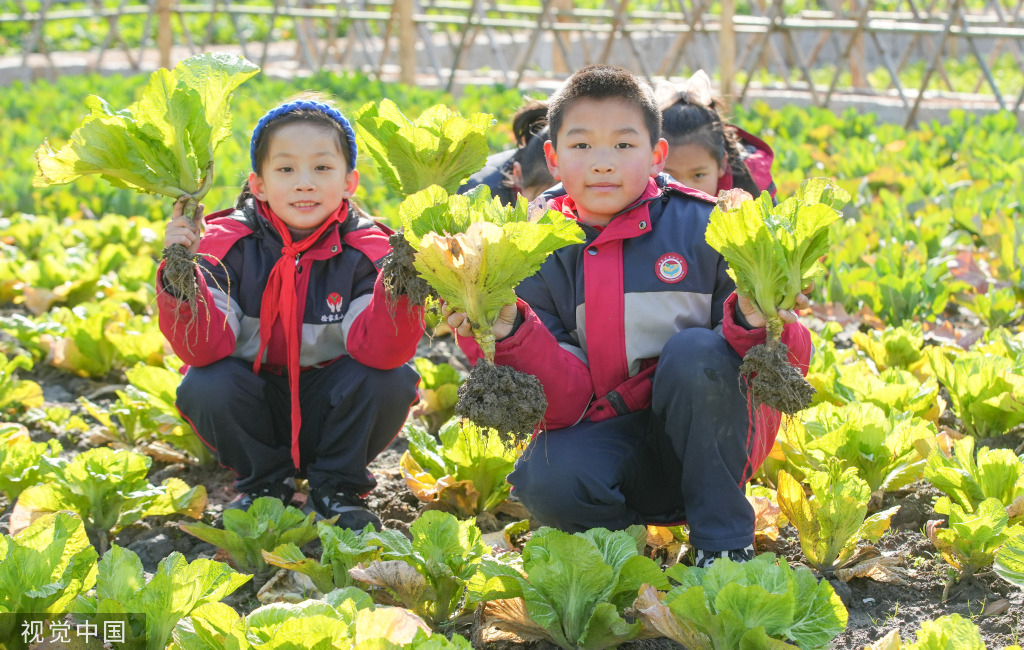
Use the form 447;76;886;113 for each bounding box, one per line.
446;65;811;566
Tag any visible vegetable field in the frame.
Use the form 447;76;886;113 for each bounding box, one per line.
1;68;1023;649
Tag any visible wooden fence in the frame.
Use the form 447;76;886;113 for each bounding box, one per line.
2;0;1022;126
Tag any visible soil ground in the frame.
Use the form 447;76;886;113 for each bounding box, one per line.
1;332;1022;649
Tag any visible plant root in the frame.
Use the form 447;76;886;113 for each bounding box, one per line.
455;361;547;448
383;231;433;307
160;245;230;355
740;338;815;416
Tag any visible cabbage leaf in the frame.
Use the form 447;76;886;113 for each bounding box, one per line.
706;178;848;338
354;99;492;196
34;52;259;204
407;187;584;360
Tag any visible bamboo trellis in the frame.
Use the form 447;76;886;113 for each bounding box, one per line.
1;0;1022;126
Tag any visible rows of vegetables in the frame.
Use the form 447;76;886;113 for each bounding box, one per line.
0;60;1022;649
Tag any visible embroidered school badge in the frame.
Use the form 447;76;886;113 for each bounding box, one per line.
655;253;687;283
326;292;343;313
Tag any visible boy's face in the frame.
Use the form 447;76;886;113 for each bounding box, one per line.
249;122;358;240
545;98;667;226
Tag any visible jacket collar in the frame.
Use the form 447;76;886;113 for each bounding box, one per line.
550;177;664;241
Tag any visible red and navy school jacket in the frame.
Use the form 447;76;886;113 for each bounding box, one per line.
456;175;811;471
157;199;424;372
719;126;777;198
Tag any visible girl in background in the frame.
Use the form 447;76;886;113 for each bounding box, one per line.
656;71;776;200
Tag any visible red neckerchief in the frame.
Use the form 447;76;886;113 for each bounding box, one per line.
253;199;348;468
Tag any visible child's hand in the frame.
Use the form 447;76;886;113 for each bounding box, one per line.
441;302;518;340
164;196;203;255
737;283;813;328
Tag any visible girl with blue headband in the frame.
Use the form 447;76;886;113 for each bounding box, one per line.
158;94;424;530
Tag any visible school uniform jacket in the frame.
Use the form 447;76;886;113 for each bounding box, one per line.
157;199;424;372
457;175;811;471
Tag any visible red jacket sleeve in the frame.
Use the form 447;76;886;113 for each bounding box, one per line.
345;273;425;369
456;299;596;429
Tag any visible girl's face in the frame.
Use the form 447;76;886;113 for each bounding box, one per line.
248;122;358;239
662;141;724;197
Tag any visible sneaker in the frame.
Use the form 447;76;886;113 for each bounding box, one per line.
308;485;382;531
693;544;755;569
224;478;296;512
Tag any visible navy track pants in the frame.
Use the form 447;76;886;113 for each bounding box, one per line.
508;327;758;552
177;356;418;494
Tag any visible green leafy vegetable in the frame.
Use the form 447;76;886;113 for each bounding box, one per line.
473;525;668;649
635;552;848;649
0;512;98;648
180;496;324;575
776;461;898;577
407;186;584;361
0;351;44;415
262;521;378;594
72;546;250;650
400;418;519;516
927;347;1024;437
778;401;935;492
353;509;489;627
705;179;848;414
0;424;61;501
396;186;584;441
15;447;206;554
928;497;1024;597
994;531;1024;589
919;434;1024;524
172;590;472;649
34;52;258;204
34;52;260;306
354;99;492;196
411;357;463;434
864;613;988;650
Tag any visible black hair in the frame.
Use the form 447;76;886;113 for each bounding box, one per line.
509;125;554;196
660;91;760;197
510;98;550;148
547;64;661;148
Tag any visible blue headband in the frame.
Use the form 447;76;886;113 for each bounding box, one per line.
250;100;358;172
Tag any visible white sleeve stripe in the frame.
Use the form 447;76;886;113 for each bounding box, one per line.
341;294;374;345
208;286;241;339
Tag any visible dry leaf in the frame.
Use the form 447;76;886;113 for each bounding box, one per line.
256;568;322;604
493;499;532;520
647;526;676;549
475;597;554;645
353;606;432;644
140;441;192;464
1006;496;1024;521
350;560;428;607
7;499;46;536
981;598;1010;617
835;555;909;585
749;495;783;542
634;584;708;647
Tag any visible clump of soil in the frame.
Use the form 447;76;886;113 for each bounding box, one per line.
382;231;433;306
740;339;815;415
455;362;547;446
